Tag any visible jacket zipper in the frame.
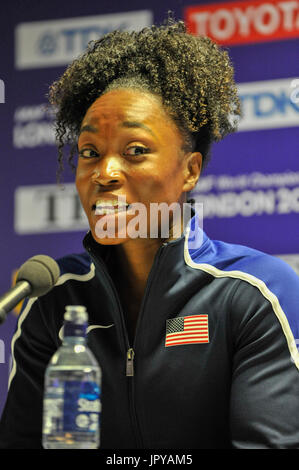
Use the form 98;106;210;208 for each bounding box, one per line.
87;242;167;447
126;348;135;377
125;242;167;377
124;242;168;447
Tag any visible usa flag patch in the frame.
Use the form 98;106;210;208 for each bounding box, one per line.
165;315;209;347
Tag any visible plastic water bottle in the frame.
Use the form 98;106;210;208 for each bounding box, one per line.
42;305;101;449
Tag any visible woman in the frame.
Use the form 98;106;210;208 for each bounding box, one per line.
50;14;240;345
1;15;299;449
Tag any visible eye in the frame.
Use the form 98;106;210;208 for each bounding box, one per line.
125;146;150;157
78;148;99;159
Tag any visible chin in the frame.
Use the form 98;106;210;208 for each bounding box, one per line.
91;228;129;246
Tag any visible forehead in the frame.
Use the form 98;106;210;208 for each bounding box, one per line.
80;89;182;142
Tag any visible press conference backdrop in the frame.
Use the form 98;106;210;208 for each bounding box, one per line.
0;0;298;416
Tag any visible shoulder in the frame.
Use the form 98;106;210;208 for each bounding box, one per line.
216;239;298;285
187;231;299;291
186;231;299;361
205;239;299;303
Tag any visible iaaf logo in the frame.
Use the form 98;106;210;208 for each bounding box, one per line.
185;0;299;45
0;79;4;103
15;10;152;69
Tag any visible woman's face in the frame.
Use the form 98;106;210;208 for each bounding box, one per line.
76;88;201;245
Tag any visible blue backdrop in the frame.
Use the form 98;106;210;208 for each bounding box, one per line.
0;0;298;416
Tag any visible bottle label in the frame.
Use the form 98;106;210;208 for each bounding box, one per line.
63;381;101;433
63;322;87;338
43;381;101;435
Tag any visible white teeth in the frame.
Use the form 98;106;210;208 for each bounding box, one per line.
95;207;128;215
96;200;119;207
94;199;129;215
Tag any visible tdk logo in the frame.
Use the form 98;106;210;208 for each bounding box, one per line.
237;78;299;131
241;90;298;117
15;10;152;69
0;79;4;103
38;32;57;56
37;25;127;56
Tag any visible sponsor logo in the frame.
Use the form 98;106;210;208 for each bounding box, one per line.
0;79;4;103
237;78;299;130
15;10;153;69
78;398;101;413
184;0;299;45
14;183;88;233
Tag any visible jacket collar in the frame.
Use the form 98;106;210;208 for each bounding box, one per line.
83;206;201;263
82;226;186;267
82;213;213;320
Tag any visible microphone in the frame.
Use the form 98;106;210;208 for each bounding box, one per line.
0;255;60;324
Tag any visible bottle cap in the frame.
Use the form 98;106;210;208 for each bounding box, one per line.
64;305;88;338
64;305;88;322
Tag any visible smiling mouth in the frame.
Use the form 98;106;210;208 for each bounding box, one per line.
92;201;131;215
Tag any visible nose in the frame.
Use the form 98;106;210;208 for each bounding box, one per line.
92;156;125;187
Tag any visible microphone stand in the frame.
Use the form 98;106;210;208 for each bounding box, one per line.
0;281;31;324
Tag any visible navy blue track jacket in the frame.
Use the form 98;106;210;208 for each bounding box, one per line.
1;215;299;448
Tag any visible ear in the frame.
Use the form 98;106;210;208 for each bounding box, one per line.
182;152;202;193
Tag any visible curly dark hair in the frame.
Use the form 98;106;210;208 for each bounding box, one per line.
48;12;241;181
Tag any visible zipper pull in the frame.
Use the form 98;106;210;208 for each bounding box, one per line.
126;348;135;377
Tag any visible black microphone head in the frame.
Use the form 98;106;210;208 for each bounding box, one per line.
16;255;60;298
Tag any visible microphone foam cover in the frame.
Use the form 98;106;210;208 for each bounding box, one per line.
16;255;60;298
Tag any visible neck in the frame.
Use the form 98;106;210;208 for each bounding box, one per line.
113;209;187;296
105;207;189;344
115;237;162;299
